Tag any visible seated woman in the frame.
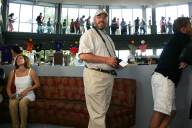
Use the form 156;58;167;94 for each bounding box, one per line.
6;54;40;128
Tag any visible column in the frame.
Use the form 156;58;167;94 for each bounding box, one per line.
151;7;157;34
188;2;192;17
142;5;147;34
142;5;147;21
55;3;62;34
105;5;110;34
2;0;8;32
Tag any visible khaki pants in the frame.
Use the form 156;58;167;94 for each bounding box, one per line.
9;98;30;128
83;68;114;128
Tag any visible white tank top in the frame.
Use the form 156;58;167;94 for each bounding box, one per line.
15;68;35;101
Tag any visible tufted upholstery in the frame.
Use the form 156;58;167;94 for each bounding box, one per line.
0;76;136;128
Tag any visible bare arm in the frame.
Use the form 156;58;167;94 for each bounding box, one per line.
79;53;117;67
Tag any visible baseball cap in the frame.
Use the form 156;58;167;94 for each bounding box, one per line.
95;9;108;17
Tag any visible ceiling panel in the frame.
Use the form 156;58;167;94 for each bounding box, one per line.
10;0;190;7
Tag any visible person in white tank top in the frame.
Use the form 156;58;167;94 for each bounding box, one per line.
6;54;40;128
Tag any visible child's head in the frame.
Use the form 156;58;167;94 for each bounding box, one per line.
173;17;192;35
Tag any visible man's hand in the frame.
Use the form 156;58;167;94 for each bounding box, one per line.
105;57;118;68
179;62;188;69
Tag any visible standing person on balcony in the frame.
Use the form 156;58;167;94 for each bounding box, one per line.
79;9;118;128
86;16;91;30
46;17;52;34
150;17;192;128
8;13;16;32
134;17;140;35
6;54;40;128
62;19;67;34
80;15;85;34
36;13;44;34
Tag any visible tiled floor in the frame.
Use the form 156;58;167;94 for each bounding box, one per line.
0;123;74;128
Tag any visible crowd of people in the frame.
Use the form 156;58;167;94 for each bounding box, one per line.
160;16;173;34
110;17;151;35
7;11;181;35
66;15;92;34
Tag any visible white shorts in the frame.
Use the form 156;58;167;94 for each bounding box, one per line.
151;72;176;115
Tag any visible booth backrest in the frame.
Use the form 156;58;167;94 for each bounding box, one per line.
36;76;136;108
36;77;85;101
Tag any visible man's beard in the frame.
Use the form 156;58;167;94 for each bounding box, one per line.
97;25;106;30
98;27;105;30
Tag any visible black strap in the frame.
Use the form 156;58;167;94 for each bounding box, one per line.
190;100;192;119
93;26;116;57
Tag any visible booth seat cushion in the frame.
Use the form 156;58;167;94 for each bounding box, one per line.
28;99;134;127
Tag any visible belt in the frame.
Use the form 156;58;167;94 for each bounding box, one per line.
85;65;117;76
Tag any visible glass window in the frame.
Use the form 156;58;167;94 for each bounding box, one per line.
20;4;32;23
90;9;97;24
133;9;142;21
156;4;189;34
136;49;141;56
20;4;33;32
62;8;68;23
146;8;152;34
146;8;152;22
136;49;153;56
33;6;44;23
115;50;119;58
68;8;79;23
122;9;132;23
156;7;166;33
8;3;20;32
61;8;68;33
156;49;163;56
79;8;89;31
145;49;153;56
79;8;89;19
33;5;44;33
19;23;32;32
122;9;132;30
44;7;55;33
111;9;122;20
177;4;189;17
12;22;19;32
119;50;129;62
32;23;38;33
122;9;133;34
110;9;122;34
44;7;55;23
165;6;177;24
9;2;55;33
110;9;122;25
